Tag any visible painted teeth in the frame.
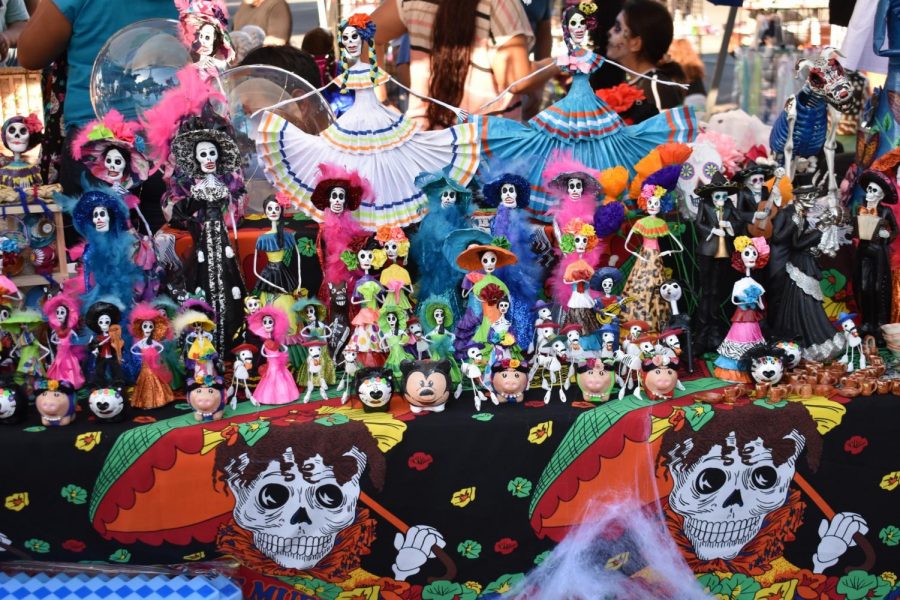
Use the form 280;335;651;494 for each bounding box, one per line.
253;532;333;561
684;516;763;546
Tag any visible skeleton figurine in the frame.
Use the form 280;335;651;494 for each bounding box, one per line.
616;320;649;399
228;343;258;407
659;279;694;373
336;343;362;404
0;115;43;190
836;313;865;372
326;281;351;358
299;340;336;403
529;301;556;354
459;342;497;411
656;328;686;391
528;335;567;403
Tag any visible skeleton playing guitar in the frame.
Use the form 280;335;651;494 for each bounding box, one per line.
747;168;786;238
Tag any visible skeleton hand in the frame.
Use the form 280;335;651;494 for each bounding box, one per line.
225;246;235;258
753;211;768;221
879;229;891;239
812;512;868;573
392;525;445;581
711;227;725;237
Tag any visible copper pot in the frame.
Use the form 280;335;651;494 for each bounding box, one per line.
817;371;838;386
861;380;878;396
754;382;771;399
841;386;861;398
877;379;892;394
768;386;787;403
813;384;834;398
874;365;886;377
892;379;900;395
723;386;740;403
786;373;803;385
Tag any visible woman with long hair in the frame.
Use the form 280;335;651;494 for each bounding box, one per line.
371;0;557;129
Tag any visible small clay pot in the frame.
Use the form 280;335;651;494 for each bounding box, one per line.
861;380;877;396
723;386;740;403
786;374;803;385
754;382;771;399
892;379;900;395
817;371;838;386
696;391;724;404
874;365;886;377
841;386;861;398
768;386;787;403
877;379;892;394
813;384;834;398
799;383;813;398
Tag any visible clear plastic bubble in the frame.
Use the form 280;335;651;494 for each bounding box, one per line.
91;19;191;121
217;65;335;213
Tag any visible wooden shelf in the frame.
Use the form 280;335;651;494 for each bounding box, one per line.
0;201;69;288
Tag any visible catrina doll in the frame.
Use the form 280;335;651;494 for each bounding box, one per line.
481;167;543;352
0;114;43;189
344;236;386;367
34;379;76;427
1;309;50;386
248;306;300;405
376;226;414;312
173;309;219;380
410;171;472;319
42;294;84;389
84;301;126;389
176;0;235;77
419;295;463;388
129;303;175;409
555;220;601;338
309;163;368;306
143;68;248;356
618;165;685;332
544;154;603;259
378;305;414;381
256;12;480;230
253;193;302;303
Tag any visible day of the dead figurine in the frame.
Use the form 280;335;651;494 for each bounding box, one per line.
420;295;462;389
129;303;175;409
43;294;84;389
345;236;386;366
575;357;615;403
253;194;302;304
743;344;787;387
176;0;235;76
297;339;336;403
0;114;43;189
187;374;227;421
0;378;26;424
85;301;125;389
88;387;128;423
400;359;452;414
248;306;300;405
836;312;866;372
355;366;393;412
490;358;530;405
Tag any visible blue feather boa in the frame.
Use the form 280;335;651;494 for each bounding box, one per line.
410;204;468;319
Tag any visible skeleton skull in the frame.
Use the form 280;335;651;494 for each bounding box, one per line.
466;347;483;363
745;174;765;193
4;122;29;155
711;190;729;207
741;245;758;269
865;183;885;207
481;251;498;273
262;315;275;334
659;281;682;304
246;297;261;315
667;431;804;560
567;12;587;47
567;177;583;200
196;141;218;174
93;206;111;233
141;321;155;337
498;300;510;315
265;200;282;222
574;234;588;254
104;148;127;184
601;277;614;295
97;314;112;334
433;308;445;325
228;447;364;569
384;241;399;260
197;23;216;57
357;249;373;270
646;195;661;215
537;307;552;321
341;25;362;59
440;189;457;208
329;187;346;214
55;306;68;327
500;183;518;208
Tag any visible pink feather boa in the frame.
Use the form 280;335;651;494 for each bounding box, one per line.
542;150;602;201
141;346;173;384
317;210;366;302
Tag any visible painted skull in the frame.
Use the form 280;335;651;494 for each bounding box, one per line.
356;367;392;410
341;25;363;58
93;206;111;233
677;143;723;220
481;251;498;273
801;51;852;107
774;341;802;370
498;299;510;316
245;296;261;315
646;195;661;215
262;315;275;335
741;244;758;269
659;281;683;304
97;314;112;334
432;308;445;326
329;187;346;214
745;173;765;193
55;306;68;326
566;12;588;47
711;190;729;207
440;188;457;208
537;307;552;321
197;23;216;57
141;320;155;337
357;249;373;270
195;141;218;174
104;148;127;184
466;346;483;363
383;240;399;260
749;355;784;385
0;387;19;420
840;319;858;335
500;183;517;208
574;234;589;254
228;446;364;569
88;388;125;421
865;182;885;206
4;121;29;154
600;277;614;295
265;199;282;221
666;431;804;560
662;334;681;351
567;177;583;200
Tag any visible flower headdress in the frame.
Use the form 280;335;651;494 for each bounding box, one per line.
176;0;235;64
559;219;598;254
72;110;150;188
337;13;379;92
1;114;43;152
375;225;409;258
731;236;770;272
491;357;528;374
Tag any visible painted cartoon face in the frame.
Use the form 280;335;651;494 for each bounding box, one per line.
89;388;125;420
386;312;398;327
189;386;222;413
265;200;282;221
774;341;801;369
745;173;765;192
357;249;373;270
750;356;784;385
55;306;68;326
104;148;126;183
5;122;29;154
433;308;445;325
741;244;759;269
537;307;552;321
93;206;110;232
601;277;614;294
262;315;275;334
567;177;583;199
466;347;483;363
491;368;527;402
36;390;71;419
358;372;392;408
646;195;661;215
402;363;451;409
341;25;362;58
865;183;885;205
196;141;218;174
577;364;613;401
500;183;518;208
481;251;498;273
643;366;678;399
141;321;155;337
567;12;588;47
440;188;457;208
197;24;216;56
98;314;112;334
329;186;346;214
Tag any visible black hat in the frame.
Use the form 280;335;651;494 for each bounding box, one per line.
735;162;775;182
695;171;740;199
859;169;898;205
85;301;122;334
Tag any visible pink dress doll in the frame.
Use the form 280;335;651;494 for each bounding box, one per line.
248;306;300;405
714;237;769;383
43;294;84;388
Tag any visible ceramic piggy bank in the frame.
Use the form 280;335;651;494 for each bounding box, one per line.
355;366;393;412
187;376;226;421
34;379;76;427
490;358;529;404
575;358;615;403
640;356;680;401
400;359;452;414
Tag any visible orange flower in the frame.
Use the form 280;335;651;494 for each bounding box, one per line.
347;13;371;30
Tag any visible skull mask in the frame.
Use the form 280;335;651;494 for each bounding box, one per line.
228;447;365;569
329;187;346;214
666;431;804;560
197;24;216;57
341;26;363;59
481;251;498;273
567;12;587;47
104;148;127;184
567;177;583;200
196;141;218;174
749;355;784;385
711;190;729;208
440;189;457;208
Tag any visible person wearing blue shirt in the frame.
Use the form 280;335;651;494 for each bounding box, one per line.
0;0;30;66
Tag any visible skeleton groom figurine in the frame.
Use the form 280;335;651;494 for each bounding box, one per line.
853;170;898;340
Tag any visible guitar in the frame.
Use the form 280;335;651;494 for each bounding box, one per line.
594;297;635;325
747;168;786;238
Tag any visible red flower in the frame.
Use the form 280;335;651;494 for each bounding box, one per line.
478;283;506;306
595;84;646;114
23;113;43;134
843;435;868;455
524;400;546;408
494;537;518;555
571;401;594;409
132;416;156;424
62;539;85;553
347;13;372;30
407;452;433;471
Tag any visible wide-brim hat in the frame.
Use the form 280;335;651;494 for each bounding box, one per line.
442;229;492;273
0;309;44;329
535;321;560;330
658;327;683;339
695;171;740;199
415;171;471;197
232;343;258;355
859;169;898;205
532;300;554;311
420;296;454;330
82;139;151;189
591;266;623;289
560;324;582;336
548;170;601;196
293;297;327;321
735;162;774;181
170;128;241;175
456;243;517;272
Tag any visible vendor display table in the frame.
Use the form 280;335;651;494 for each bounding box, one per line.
1;375;898;598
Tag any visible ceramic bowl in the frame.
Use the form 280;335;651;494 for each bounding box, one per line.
881;323;900;336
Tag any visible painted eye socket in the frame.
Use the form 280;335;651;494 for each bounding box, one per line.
258;483;289;509
693;468;726;495
751;466;778;489
315;484;343;509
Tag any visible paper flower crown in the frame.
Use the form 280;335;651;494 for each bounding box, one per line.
560;219;598;254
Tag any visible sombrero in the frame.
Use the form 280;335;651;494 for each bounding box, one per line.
694;171;740;199
456;243;517;272
859;169;898;205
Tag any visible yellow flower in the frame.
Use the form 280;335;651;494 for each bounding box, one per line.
451;487;476;508
579;1;598;15
509;358;520;369
734;236;752;251
464;582;483;594
4;492;29;511
880;471;900;491
881;572;897;586
528;421;553;444
182;551;206;561
47;380;59;391
75;431;102;452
